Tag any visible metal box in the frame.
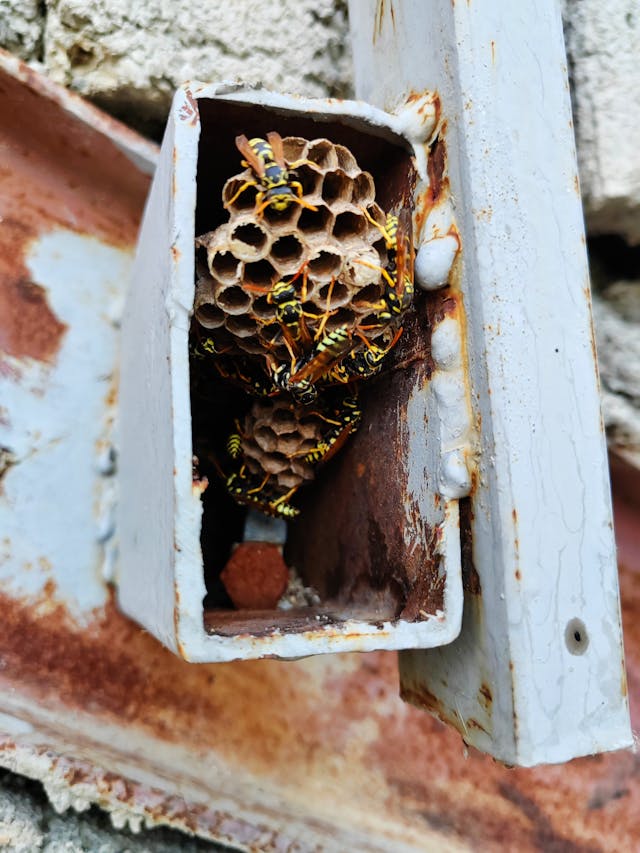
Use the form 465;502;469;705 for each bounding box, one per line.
117;83;472;663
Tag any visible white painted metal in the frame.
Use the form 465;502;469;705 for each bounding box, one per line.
117;82;471;662
0;230;132;616
349;0;631;764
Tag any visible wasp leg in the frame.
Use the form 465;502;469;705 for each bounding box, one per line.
360;206;395;249
314;277;337;341
303;395;362;466
290;187;318;212
354;256;396;291
269;484;300;510
225;178;259;209
226;469;300;519
287;158;317;170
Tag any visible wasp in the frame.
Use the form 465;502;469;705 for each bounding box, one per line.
226;466;300;519
286;326;356;386
225;424;244;459
341;326;404;380
244;263;319;364
360;206;414;324
225;132;317;217
189;333;231;361
298;392;362;466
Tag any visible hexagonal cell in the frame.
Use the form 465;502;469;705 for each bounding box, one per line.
257;322;282;349
307;249;342;282
229;220;271;261
235;337;268;356
333;210;367;240
243;259;278;290
194;302;226;329
324;306;356;332
296;204;334;240
210;251;241;283
351;282;385;312
364;203;388;238
342;247;385;289
315;280;351;311
306;138;338;170
321;170;353;206
334;144;359;176
352;172;376;206
215;284;252;315
224;314;259;339
222;173;258;213
261;202;301;231
269;234;305;274
282;136;308;163
291;163;323;199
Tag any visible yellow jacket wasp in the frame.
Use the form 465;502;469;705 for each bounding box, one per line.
226;132;317;217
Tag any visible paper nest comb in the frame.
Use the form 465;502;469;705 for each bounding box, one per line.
194;136;393;363
192;135;405;510
238;397;327;491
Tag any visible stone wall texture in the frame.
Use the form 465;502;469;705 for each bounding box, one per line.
563;0;640;245
43;0;352;135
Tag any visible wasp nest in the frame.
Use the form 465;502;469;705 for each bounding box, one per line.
194;136;391;362
238;397;327;491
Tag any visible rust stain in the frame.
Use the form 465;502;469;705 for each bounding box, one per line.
177;90;199;127
0;262;67;362
474;207;493;222
478;682;493;708
373;0;385;41
515;568;522;581
467;718;488;734
415;185;433;241
427;130;447;208
1;489;640;853
0;64;150;365
459;497;481;594
574;174;581;195
491;40;496;65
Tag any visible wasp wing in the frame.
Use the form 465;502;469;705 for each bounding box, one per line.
395;207;414;299
266;131;286;168
235;135;266;177
290;327;355;384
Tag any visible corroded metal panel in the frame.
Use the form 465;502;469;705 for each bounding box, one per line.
350;0;632;766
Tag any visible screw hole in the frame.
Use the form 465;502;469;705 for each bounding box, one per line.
565;618;589;656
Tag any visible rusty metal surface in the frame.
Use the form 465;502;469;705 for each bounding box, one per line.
1;52;639;852
0;495;639;853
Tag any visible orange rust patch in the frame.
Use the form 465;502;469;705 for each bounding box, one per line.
515;569;522;581
574;174;581;194
491;40;496;64
0;269;67;362
427;131;447;208
0;66;150;364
